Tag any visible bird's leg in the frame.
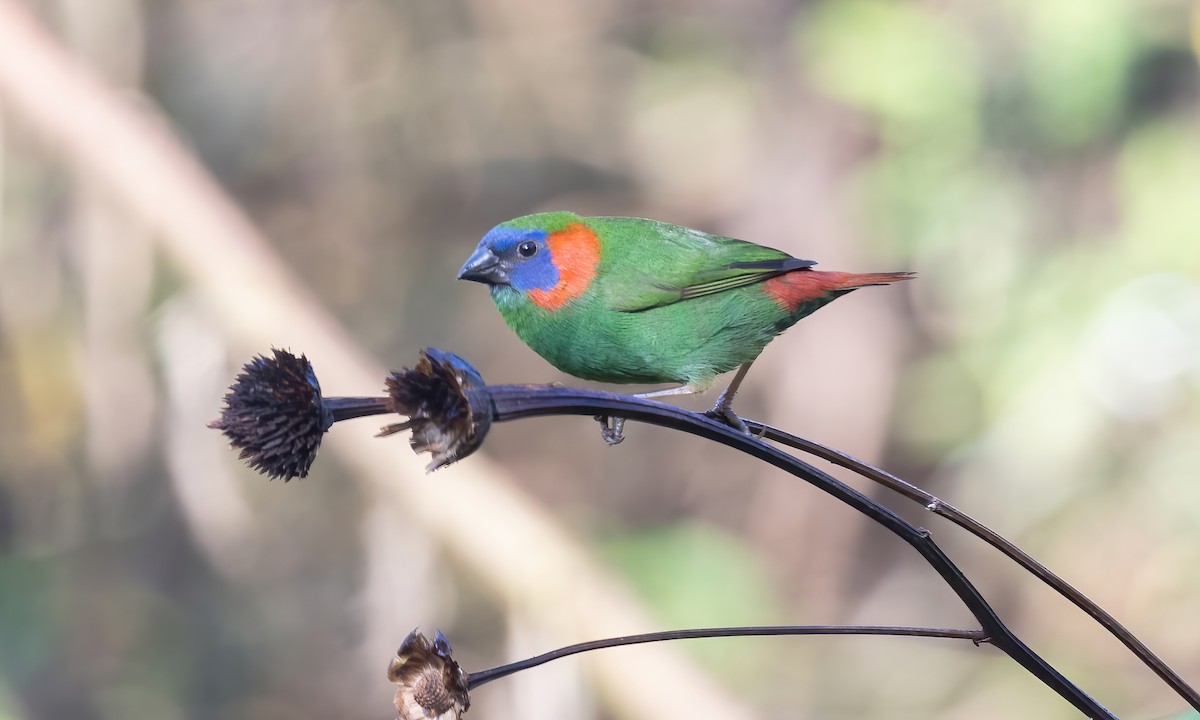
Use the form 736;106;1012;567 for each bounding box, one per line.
594;384;700;446
595;415;626;446
705;362;754;433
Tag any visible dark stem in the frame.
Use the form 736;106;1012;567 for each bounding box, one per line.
326;375;1191;715
467;625;988;690
477;384;1115;719
323;396;392;422
742;420;1200;712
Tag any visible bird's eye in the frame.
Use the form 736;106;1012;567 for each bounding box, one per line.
517;240;538;258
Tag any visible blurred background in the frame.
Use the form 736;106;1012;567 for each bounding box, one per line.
2;0;1199;718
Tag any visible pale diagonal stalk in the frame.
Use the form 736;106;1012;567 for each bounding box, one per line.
0;8;762;718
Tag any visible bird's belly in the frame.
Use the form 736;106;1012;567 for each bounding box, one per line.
517;296;781;387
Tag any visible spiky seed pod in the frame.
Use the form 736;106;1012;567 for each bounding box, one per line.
387;629;470;720
208;349;331;480
379;348;491;472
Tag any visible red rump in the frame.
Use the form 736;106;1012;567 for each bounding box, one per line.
764;270;913;313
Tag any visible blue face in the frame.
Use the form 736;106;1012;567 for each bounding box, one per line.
467;225;559;293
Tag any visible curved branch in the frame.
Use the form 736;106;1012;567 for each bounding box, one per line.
474;384;1114;719
743;420;1200;711
467;625;989;689
213;346;1154;717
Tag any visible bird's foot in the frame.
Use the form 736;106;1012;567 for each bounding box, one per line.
704;404;750;434
594;415;626;446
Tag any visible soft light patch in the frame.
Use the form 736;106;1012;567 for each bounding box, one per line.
528;223;602;311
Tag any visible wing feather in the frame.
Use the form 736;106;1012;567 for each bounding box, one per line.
591;217;815;312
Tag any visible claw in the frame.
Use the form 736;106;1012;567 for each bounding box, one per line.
594;415;626;446
704;405;751;435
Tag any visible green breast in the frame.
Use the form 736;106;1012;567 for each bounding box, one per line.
490;283;793;387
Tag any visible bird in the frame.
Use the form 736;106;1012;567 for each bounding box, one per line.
457;211;912;443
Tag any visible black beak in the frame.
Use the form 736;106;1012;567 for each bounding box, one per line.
457;246;509;285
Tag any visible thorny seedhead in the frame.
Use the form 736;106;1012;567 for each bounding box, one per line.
387;629;470;720
208;349;331;480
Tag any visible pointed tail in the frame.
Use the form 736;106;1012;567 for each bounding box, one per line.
819;270;916;290
764;269;914;313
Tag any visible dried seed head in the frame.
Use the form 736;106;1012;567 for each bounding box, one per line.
388;629;470;720
378;348;491;472
208;349;331;480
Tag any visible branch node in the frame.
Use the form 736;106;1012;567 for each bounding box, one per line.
379;348;492;472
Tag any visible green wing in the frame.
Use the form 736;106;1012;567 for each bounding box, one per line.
588;216;815;312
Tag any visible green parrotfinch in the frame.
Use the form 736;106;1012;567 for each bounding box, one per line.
459;211;911;440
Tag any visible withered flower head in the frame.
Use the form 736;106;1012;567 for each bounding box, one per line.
388;629;470;720
208;349;331;481
378;348;491;472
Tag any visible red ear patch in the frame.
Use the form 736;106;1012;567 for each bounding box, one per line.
528;223;601;311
